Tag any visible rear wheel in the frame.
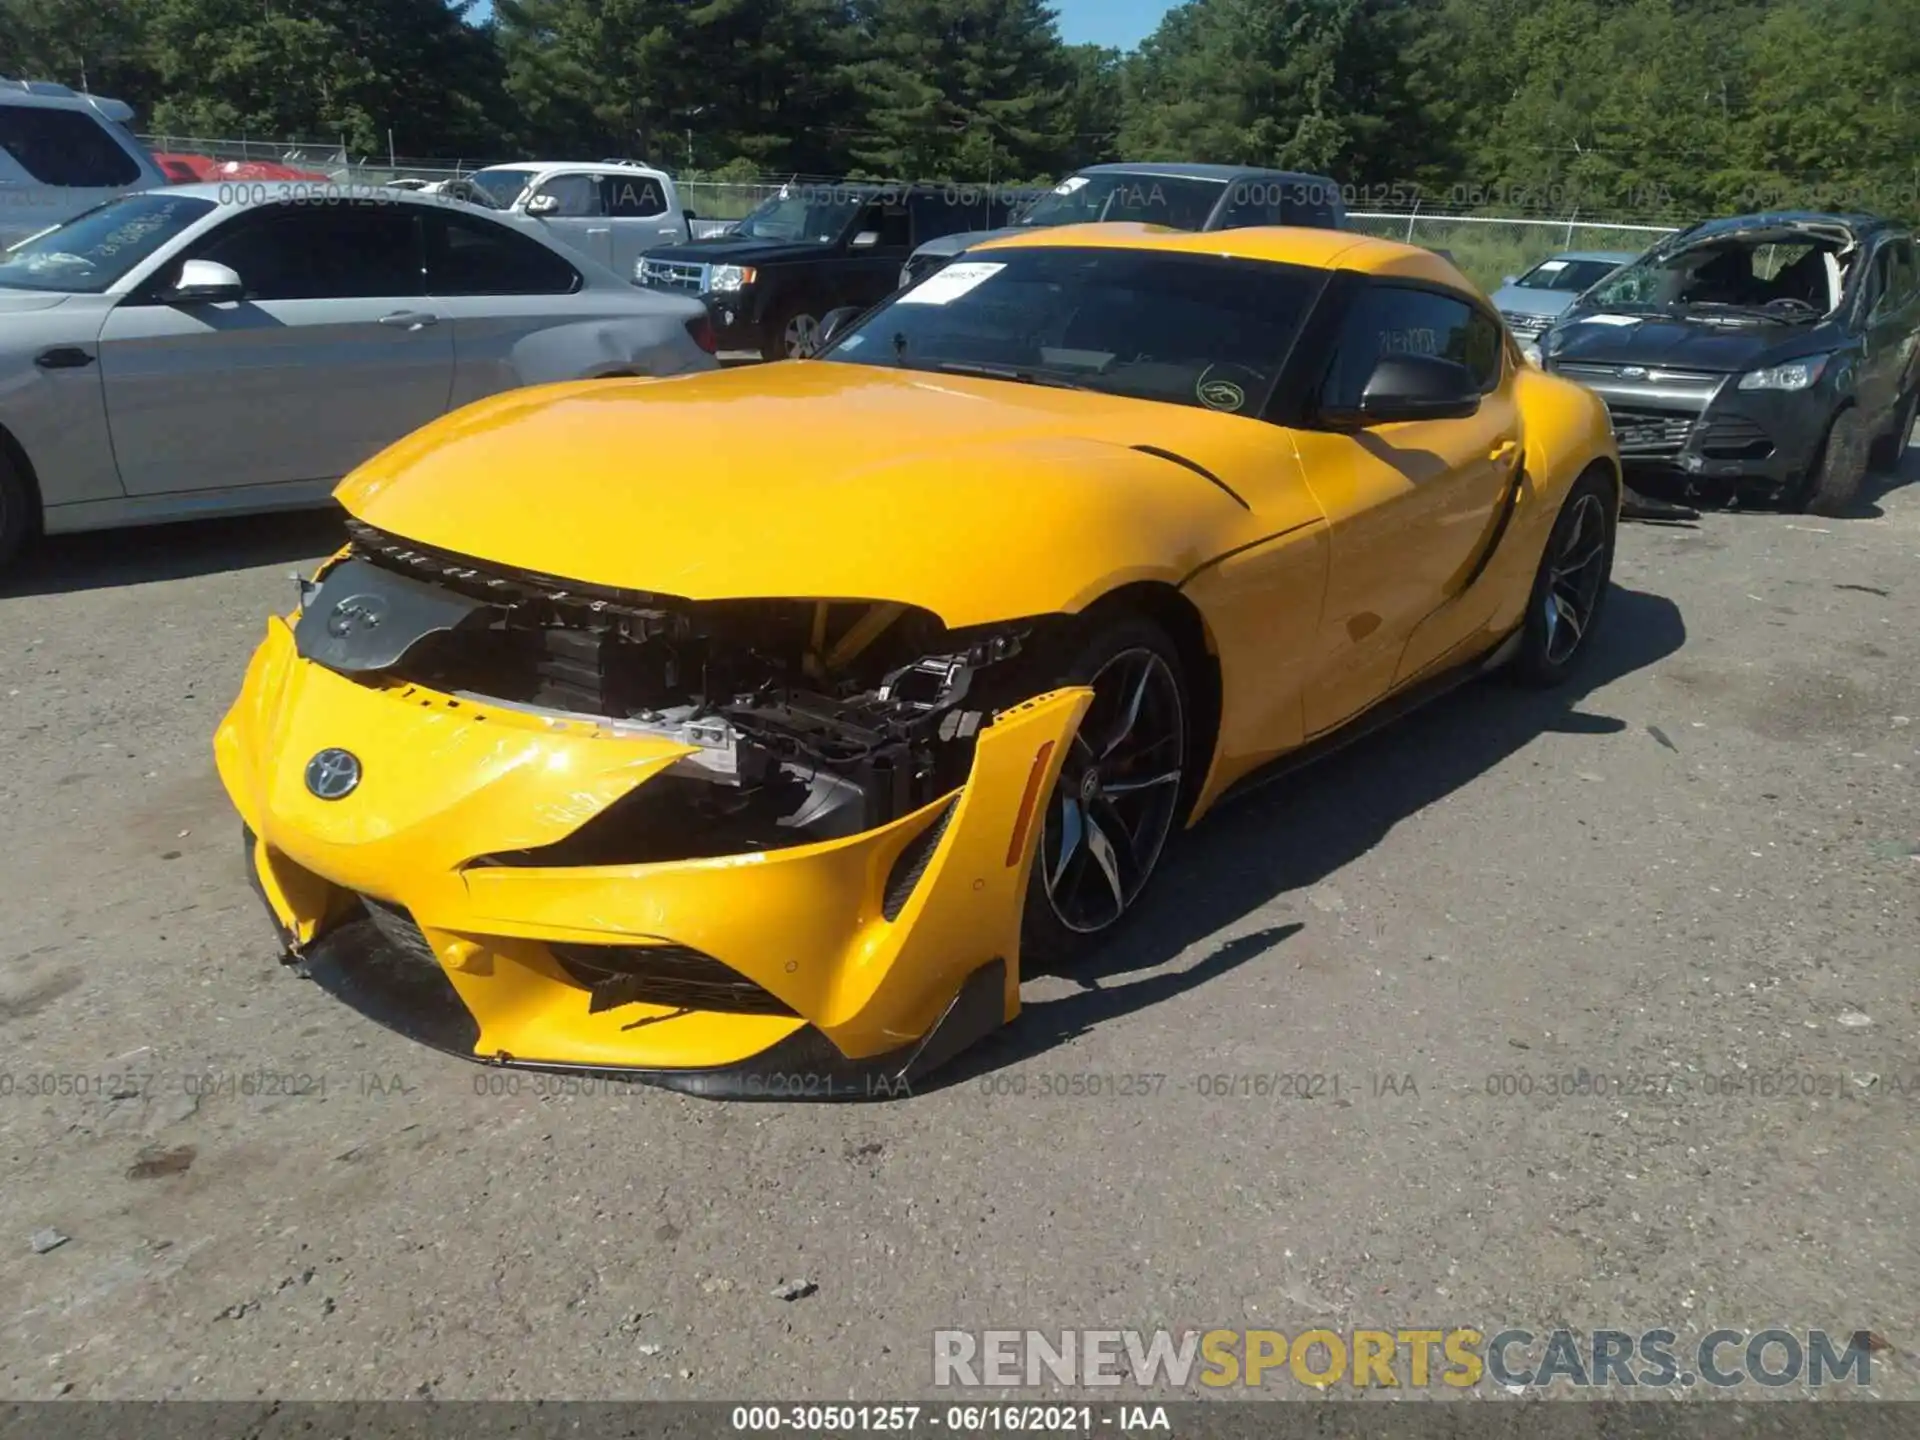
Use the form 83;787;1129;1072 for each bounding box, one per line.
1018;615;1190;973
1804;407;1870;516
1868;386;1917;473
0;446;37;578
1505;468;1617;688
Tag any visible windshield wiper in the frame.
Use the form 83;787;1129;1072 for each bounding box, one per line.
1680;301;1823;324
924;360;1085;390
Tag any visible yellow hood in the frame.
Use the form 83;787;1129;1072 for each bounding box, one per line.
334;363;1300;628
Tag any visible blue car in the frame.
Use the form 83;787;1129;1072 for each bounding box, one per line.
1492;249;1641;351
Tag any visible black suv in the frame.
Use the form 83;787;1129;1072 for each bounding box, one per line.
636;181;1021;360
1540;211;1920;515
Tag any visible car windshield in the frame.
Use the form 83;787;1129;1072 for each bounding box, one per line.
1580;231;1850;321
1014;173;1228;231
733;191;865;243
470;168;538;209
0;191;215;293
820;245;1315;416
1515;258;1626;292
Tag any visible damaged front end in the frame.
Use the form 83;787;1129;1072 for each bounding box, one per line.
304;520;1044;852
218;521;1092;1097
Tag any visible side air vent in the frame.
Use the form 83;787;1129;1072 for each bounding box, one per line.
882;799;957;922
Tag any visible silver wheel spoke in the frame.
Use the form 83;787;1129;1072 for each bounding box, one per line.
1102;768;1181;796
1084;816;1126;920
1049;796;1084;893
1551;591;1585;644
1553;535;1603;578
1102;656;1153;758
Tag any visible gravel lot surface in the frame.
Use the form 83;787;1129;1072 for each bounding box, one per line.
1;460;1916;1402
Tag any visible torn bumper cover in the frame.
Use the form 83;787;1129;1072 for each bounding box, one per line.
213;551;1090;1100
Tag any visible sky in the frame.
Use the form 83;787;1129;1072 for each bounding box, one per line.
1053;0;1179;50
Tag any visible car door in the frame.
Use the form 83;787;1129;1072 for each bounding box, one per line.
1288;280;1520;735
1862;238;1920;421
422;208;608;407
834;196;913;308
525;170;612;269
598;172;682;270
97;201;453;495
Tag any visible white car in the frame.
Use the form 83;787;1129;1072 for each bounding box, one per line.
0;77;169;248
465;160;698;275
0;182;720;571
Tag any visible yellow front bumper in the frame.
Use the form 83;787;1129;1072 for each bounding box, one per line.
214;615;1091;1098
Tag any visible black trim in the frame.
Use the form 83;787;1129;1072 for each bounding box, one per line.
1175;517;1323;588
881;797;956;921
1215;634;1512;808
239;827;1004;1101
1450;458;1529;595
34;347;94;369
1129;446;1250;508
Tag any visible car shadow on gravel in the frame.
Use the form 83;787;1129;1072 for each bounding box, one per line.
934;583;1687;1086
3;508;347;597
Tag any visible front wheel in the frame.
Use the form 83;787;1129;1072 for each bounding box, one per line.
1804;407;1870;516
0;447;37;579
762;301;822;362
1018;616;1190;973
1505;468;1617;688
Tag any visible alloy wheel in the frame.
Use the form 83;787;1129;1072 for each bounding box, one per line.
1541;492;1609;665
783;313;820;357
1040;648;1185;935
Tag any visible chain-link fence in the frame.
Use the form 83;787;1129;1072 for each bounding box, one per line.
1347;210;1681;292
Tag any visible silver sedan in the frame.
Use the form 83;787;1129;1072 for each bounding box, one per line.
0;182;721;571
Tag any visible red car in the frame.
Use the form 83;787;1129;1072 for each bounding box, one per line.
153;152;332;184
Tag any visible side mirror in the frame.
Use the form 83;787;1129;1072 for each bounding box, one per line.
164;259;244;304
524;193;559;215
684;208;698;223
1502;274;1518;286
850;230;880;249
807;306;864;355
1323;353;1482;427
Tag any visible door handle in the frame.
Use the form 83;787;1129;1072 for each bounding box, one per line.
35;346;94;369
377;311;438;330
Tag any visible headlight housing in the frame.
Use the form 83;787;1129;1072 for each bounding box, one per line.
706;264;757;293
1738;355;1830;391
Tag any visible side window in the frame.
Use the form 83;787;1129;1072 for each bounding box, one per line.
1896;241;1918;308
601;173;666;218
1279;180;1341;229
1216;179;1282;230
853;201;911;250
1319;284;1502;413
192;205;422;300
532;173;602;217
0;104;142;187
424;212;581;295
907;192;949;246
1872;240;1914;314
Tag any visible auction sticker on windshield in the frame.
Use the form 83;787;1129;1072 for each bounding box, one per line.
900;262;1006;306
1575;314;1641;326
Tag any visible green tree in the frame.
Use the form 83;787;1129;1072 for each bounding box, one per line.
840;0;1074;182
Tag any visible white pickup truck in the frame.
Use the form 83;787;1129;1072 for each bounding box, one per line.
463;160;725;275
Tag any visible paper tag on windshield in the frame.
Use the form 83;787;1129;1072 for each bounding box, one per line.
1054;176;1090;195
1576;313;1640;326
899;261;1006;305
1535;260;1567;272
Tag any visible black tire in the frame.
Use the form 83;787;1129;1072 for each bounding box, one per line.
0;446;37;578
761;300;822;362
1868;386;1917;474
1803;407;1870;517
1017;613;1191;974
1505;467;1617;689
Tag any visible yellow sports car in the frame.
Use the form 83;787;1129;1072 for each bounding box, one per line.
215;224;1619;1099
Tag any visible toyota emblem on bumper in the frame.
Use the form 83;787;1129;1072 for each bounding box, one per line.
304;748;362;800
